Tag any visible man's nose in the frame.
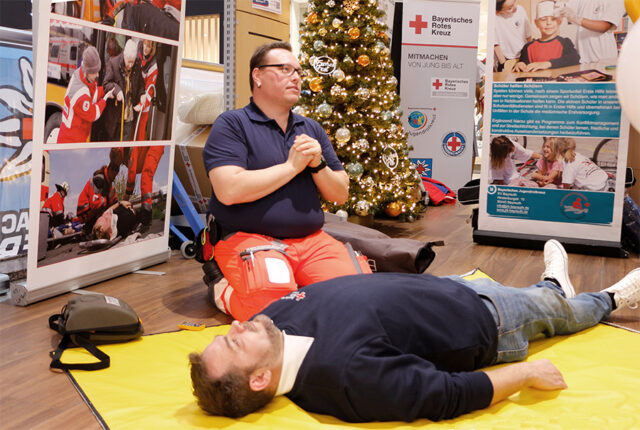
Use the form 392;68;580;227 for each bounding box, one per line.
230;320;245;333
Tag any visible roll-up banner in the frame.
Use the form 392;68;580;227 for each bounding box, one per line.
12;0;185;305
476;0;629;255
0;28;32;272
400;0;480;192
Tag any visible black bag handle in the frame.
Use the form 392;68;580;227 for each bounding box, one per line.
49;333;111;371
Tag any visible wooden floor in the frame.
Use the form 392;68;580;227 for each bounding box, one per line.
0;203;638;430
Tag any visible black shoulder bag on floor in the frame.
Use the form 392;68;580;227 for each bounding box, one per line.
49;294;144;371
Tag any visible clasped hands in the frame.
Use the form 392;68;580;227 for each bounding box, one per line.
288;134;323;172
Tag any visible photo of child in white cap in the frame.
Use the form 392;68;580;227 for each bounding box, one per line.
514;1;580;72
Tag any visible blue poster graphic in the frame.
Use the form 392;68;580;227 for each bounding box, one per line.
486;186;614;225
1;44;33;258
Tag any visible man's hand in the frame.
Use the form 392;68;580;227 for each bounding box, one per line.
116;91;124;102
525;359;567;391
486;359;567;406
293;134;323;167
560;7;581;25
133;103;142;112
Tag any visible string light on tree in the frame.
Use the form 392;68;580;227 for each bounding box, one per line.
297;0;425;220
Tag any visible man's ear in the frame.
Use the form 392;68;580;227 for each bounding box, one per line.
251;68;261;89
248;368;272;392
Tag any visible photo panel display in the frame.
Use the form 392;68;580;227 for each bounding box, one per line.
493;0;624;83
45;19;179;144
50;0;181;41
16;0;183;304
37;145;170;268
477;0;629;246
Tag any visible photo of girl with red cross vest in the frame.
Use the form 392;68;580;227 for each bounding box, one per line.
57;46;114;143
135;39;158;142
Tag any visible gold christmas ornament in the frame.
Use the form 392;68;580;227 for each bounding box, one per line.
348;27;361;40
309;77;324;92
378;31;388;40
307;12;319;24
357;54;370;67
385;202;402;218
332;18;343;28
318;27;327;36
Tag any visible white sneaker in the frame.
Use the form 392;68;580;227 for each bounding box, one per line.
541;240;576;298
603;268;640;310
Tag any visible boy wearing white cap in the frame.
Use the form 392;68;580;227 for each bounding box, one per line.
514;1;580;72
561;0;625;64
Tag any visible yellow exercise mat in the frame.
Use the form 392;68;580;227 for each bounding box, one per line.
64;267;640;429
64;323;640;429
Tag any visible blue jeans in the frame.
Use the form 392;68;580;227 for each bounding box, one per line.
445;276;613;364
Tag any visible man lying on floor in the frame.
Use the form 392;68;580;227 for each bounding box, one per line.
188;240;639;422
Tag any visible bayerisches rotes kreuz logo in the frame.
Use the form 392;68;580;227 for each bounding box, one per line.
441;132;466;156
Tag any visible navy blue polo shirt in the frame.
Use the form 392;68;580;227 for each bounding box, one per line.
203;99;343;238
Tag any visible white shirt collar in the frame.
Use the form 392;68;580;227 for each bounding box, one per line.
275;331;314;396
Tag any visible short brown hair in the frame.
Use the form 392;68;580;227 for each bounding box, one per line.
188;352;274;418
249;41;292;92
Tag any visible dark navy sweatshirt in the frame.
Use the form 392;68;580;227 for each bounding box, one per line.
260;272;498;422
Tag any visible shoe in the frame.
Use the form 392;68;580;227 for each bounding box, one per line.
603;268;640;310
541;239;576;298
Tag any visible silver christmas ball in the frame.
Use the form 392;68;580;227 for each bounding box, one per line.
335;127;351;144
313;40;326;51
292;105;307;116
345;162;364;180
332;68;346;82
355;200;371;216
316;102;333;118
335;209;348;219
355;87;370;100
355;138;369;150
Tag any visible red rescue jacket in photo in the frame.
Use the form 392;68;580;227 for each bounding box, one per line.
57;67;106;143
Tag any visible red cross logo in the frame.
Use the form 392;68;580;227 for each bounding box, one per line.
409;15;428;34
432;79;443;90
447;136;461;152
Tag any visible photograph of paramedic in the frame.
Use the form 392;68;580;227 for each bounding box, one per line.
560;0;626;64
488;135;616;192
36;146;169;267
46;22;178;144
202;41;371;323
189;240;640;422
513;1;580;72
51;0;181;41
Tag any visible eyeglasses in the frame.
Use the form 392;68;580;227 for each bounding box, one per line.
257;63;303;77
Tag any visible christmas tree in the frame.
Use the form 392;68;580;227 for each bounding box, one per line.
295;0;426;221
